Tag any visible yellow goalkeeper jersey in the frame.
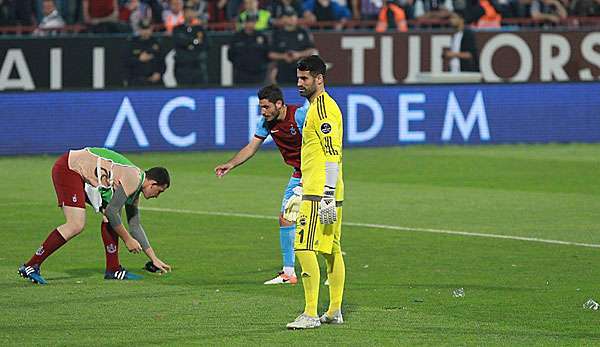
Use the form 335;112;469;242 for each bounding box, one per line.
301;91;344;201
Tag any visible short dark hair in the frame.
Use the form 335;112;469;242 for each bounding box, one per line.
257;84;284;104
146;167;170;188
297;55;326;78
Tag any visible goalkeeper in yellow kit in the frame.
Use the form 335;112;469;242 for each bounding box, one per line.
286;55;346;329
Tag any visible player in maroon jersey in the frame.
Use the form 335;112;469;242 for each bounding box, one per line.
214;85;307;285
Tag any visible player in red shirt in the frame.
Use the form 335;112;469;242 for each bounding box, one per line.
214;85;307;285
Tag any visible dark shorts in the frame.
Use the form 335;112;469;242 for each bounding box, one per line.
51;153;86;209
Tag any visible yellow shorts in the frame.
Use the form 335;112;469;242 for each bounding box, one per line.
294;200;342;254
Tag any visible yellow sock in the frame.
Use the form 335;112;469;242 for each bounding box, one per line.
323;250;345;316
295;250;320;317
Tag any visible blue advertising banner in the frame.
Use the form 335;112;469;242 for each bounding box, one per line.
1;83;599;155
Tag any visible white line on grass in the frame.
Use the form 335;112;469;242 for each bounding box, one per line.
140;206;600;249
0;202;47;207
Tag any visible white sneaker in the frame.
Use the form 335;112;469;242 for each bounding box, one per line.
320;310;344;324
264;271;298;285
286;313;321;329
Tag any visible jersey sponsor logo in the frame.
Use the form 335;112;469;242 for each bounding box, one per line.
321;123;332;134
298;216;307;226
35;246;45;256
106;243;117;254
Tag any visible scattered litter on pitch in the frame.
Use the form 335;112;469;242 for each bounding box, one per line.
583;299;599;310
452;288;465;298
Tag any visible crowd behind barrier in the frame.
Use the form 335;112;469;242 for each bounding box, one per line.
1;0;600;36
3;0;600;89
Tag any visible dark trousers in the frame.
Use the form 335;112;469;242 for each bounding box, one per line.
233;69;266;85
175;66;208;86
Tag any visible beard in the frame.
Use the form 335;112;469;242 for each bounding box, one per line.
299;84;316;99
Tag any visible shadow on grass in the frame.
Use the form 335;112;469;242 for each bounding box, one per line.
51;267;102;280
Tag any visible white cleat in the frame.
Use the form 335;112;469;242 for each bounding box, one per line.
286;313;321;330
324;278;329;286
320;310;344;324
264;272;298;285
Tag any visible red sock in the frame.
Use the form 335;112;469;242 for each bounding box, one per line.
26;229;67;267
101;222;120;272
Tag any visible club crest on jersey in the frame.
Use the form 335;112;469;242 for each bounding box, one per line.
106;244;117;254
320;123;332;134
72;194;78;203
35;246;45;256
290;125;297;135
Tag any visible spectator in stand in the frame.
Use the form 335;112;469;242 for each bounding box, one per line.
172;3;209;85
269;0;304;26
473;0;502;28
0;0;12;26
236;0;271;31
83;0;122;32
138;0;163;24
125;19;165;86
120;0;153;32
186;0;209;21
414;0;452;18
227;0;242;19
351;0;383;20
270;0;304;18
375;0;408;31
493;0;520;18
34;0;65;35
303;0;351;30
500;0;534;19
269;6;316;84
228;13;271;84
443;11;479;72
62;0;83;24
5;0;36;25
397;0;415;18
34;0;62;23
531;0;567;24
570;0;600;16
162;0;184;34
207;0;228;22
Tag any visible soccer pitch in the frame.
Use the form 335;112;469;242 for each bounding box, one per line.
2;144;600;345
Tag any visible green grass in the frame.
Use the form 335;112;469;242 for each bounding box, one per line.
1;144;600;345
